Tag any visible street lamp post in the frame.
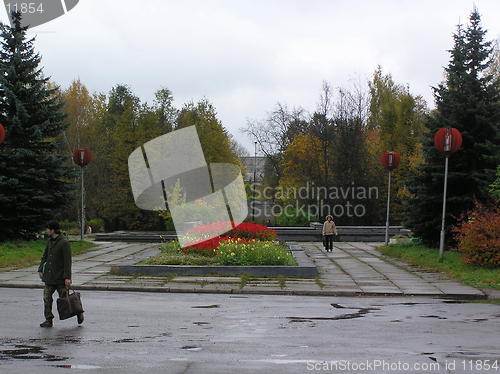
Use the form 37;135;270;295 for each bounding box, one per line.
385;169;392;245
73;148;92;241
439;155;449;261
434;128;462;262
381;151;401;246
251;141;257;222
80;154;85;240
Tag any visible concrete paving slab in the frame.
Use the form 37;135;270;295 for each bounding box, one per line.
0;241;490;299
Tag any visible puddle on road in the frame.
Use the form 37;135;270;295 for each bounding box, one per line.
464;318;489;322
446;350;496;358
419;352;438;362
181;346;202;351
399;302;422;306
330;303;346;309
243;359;313;364
113;338;136;343
53;364;102;370
420;315;447;319
63;337;81;343
0;344;67;362
288;307;380;322
192;304;220;309
26;336;81;345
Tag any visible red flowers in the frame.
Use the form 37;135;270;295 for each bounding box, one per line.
230;222;277;241
183;222;277;254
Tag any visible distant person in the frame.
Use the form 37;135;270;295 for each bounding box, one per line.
38;220;83;327
322;215;338;252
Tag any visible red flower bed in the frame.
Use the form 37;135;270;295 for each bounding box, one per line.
230;222;277;241
182;222;276;254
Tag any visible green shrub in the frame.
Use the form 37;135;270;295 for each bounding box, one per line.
452;202;500;267
87;219;105;233
65;228;80;236
275;207;314;226
489;165;500;200
59;221;78;231
159;241;183;255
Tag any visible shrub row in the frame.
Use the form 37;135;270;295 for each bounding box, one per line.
453;202;499;267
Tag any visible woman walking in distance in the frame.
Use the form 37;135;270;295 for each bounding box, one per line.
322;215;338;252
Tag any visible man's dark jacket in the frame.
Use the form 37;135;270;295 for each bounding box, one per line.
38;235;72;285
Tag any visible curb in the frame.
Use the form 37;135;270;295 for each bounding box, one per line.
0;283;488;300
110;264;318;278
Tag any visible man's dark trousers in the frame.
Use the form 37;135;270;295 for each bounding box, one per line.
43;284;67;320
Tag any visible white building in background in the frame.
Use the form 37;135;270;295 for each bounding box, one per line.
240;156;267;183
239;156;274;222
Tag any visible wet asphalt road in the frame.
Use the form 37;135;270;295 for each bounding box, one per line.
0;288;499;374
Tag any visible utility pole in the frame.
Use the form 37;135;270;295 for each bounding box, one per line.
73;148;92;241
381;151;400;246
251;141;257;222
434;128;462;262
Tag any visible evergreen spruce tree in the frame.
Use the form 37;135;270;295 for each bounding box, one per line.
0;13;75;240
405;9;500;247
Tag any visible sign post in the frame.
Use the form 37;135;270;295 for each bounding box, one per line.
381;151;400;246
73;149;92;241
434;128;462;262
252;141;257;222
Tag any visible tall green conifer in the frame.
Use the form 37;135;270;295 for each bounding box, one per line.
406;10;500;247
0;13;75;240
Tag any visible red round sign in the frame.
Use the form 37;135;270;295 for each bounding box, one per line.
434;128;462;154
381;151;400;170
0;124;5;144
72;148;92;167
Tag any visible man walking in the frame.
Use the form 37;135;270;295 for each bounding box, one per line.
38;220;83;327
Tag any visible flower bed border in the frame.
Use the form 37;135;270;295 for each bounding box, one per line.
110;242;318;277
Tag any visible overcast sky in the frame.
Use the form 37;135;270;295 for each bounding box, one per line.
2;0;499;152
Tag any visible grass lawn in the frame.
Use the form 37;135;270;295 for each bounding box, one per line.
467;299;500;304
0;240;97;270
378;243;500;290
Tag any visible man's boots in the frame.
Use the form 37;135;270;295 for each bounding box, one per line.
40;319;53;328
